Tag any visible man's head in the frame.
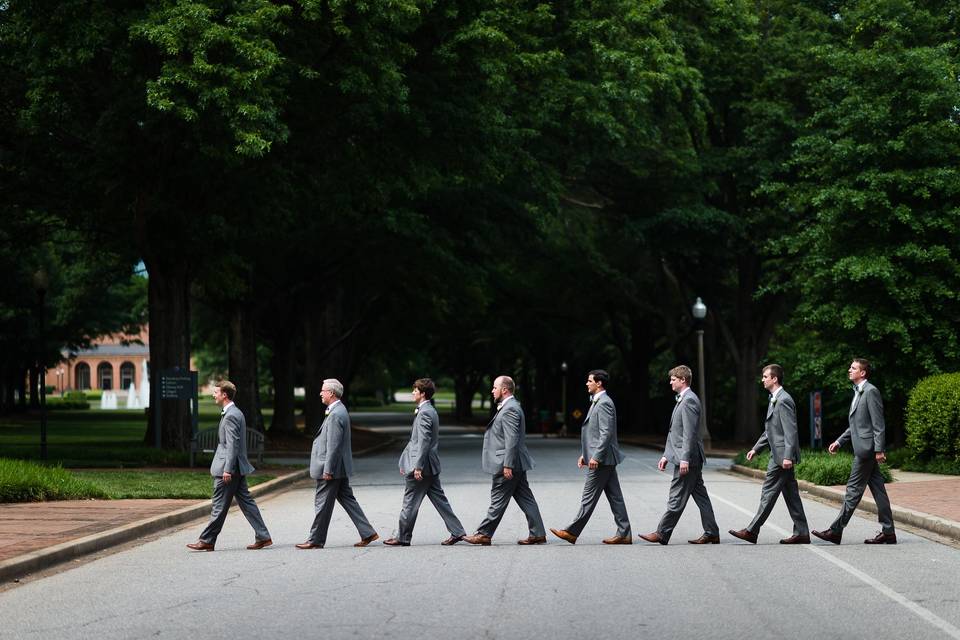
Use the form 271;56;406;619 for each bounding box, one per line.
762;364;784;392
669;365;692;393
492;375;515;403
412;378;435;404
212;380;236;407
848;358;870;384
586;369;609;396
320;378;344;406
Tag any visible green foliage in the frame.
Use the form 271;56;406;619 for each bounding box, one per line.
0;458;107;502
735;448;892;485
905;373;960;461
70;470;273;499
45;391;91;410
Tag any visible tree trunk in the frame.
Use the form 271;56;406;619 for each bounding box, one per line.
142;259;193;450
454;375;475;421
302;312;324;435
28;366;40;408
228;304;264;433
269;319;297;434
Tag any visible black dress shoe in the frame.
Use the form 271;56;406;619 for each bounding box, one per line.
864;531;897;545
779;534;811;544
811;528;842;544
383;538;410;547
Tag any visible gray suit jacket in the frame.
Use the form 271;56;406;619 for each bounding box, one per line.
752;389;800;466
310;401;354;479
836;381;885;459
663;389;705;466
398;402;442;476
481;396;534;475
210;403;255;477
580;392;624;465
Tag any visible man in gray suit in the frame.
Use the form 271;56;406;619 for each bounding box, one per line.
550;369;632;544
187;380;271;551
384;378;467;546
640;365;720;545
296;378;379;549
463;376;547;545
813;358;896;544
729;364;810;544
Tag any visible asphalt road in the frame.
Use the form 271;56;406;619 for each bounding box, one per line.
2;431;959;640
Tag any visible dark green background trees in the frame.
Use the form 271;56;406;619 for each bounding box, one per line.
3;0;957;448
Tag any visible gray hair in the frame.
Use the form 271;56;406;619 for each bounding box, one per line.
322;378;344;398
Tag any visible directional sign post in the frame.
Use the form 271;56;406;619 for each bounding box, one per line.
154;369;200;449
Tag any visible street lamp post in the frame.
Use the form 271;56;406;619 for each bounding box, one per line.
34;268;49;461
57;368;64;395
692;297;712;451
560;361;568;437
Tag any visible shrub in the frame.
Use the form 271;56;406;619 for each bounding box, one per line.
0;458;107;502
905;373;960;462
885;447;960;475
734;449;891;485
46;391;90;410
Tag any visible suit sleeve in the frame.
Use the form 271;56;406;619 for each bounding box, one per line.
324;411;346;476
680;400;699;462
223;412;243;474
781;396;799;461
835;426;851;448
414;411;433;471
594;401;615;462
502;406;521;469
867;388;886;452
752;431;769;454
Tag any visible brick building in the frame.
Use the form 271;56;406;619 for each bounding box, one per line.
45;327;150;394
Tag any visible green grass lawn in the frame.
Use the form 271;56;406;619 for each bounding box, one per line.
70;470;274;499
734;448;893;485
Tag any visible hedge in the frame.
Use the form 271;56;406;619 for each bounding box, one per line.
734;449;892;486
905;373;960;462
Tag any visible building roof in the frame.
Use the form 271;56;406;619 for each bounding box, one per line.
68;343;150;358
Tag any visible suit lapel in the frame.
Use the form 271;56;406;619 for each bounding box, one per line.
766;398;775;420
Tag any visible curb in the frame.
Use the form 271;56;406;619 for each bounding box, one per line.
730;464;960;541
0;468;309;584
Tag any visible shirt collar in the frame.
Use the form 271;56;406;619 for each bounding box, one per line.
327;399;342;410
221;401;234;414
418;399;430;408
591;390;607;402
770;387;783;401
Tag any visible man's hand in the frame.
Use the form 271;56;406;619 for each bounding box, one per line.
222;471;232;483
503;467;513;480
679;461;689;476
322;473;333;481
828;442;840;454
578;456;586;469
658;456;668;471
875;452;886;463
782;458;793;470
746;450;756;461
414;468;423;481
588;458;599;470
400;468;405;476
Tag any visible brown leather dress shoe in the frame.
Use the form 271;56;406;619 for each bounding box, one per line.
549;528;577;544
383;538;410;547
295;541;323;549
728;528;758;544
186;541;214;552
602;535;633;545
811;528;842;544
517;535;547;545
638;532;667;545
441;534;465;546
688;534;721;544
246;539;272;550
463;533;492;546
779;534;811;544
354;533;380;547
864;531;897;545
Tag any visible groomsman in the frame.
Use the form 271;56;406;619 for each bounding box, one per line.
813;359;897;544
464;376;547;545
640;365;720;545
728;364;810;544
550;369;632;544
384;378;467;546
187;380;272;551
296;379;379;549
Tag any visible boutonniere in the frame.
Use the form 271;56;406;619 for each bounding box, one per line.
324;408;331;416
770;396;777;406
414;407;419;415
675;394;682;403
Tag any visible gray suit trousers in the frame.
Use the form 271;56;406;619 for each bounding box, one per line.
397;474;466;543
565;465;631;537
200;474;270;544
476;471;546;538
308;478;376;546
829;455;894;534
747;460;809;536
657;464;719;542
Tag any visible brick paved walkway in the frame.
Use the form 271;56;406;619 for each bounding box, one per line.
0;499;199;562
